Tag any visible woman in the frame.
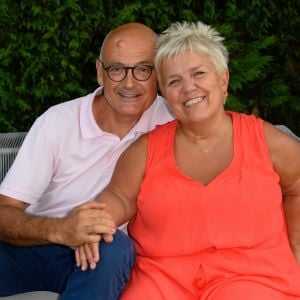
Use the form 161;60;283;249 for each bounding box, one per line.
78;21;300;299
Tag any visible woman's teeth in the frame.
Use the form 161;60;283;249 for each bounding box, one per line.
184;97;204;106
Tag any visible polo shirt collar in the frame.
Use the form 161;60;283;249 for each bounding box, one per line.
80;87;104;139
80;87;159;139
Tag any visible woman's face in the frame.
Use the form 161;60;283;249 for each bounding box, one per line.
159;51;229;124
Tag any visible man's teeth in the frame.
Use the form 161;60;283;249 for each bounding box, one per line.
123;94;138;97
184;97;204;106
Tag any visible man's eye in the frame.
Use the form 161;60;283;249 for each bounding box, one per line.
109;66;124;73
135;66;151;73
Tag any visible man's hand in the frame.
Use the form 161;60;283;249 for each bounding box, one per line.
49;201;116;247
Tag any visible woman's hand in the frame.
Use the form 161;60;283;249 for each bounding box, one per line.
75;242;101;271
75;232;115;271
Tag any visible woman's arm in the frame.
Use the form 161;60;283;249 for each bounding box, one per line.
264;122;300;263
94;133;149;226
75;134;149;270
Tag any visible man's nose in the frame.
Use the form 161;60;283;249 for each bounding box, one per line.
123;69;135;87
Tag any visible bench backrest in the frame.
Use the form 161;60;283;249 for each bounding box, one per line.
0;132;27;183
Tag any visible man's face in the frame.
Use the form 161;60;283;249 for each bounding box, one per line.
97;27;158;119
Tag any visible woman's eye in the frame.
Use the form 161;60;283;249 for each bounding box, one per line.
194;70;204;77
168;79;179;87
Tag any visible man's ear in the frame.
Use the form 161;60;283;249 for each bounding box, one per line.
96;60;103;86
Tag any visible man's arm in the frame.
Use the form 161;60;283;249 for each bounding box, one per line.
0;194;116;247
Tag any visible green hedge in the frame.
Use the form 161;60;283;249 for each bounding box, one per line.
1;0;299;135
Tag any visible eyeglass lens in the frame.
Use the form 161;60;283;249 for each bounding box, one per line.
104;64;153;82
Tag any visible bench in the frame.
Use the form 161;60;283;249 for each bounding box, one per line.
0;126;298;299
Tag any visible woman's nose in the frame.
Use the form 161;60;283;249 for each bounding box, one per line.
181;78;197;93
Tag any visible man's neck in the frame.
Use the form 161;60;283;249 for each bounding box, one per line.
92;95;142;139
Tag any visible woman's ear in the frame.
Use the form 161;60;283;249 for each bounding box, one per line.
221;71;229;104
220;70;229;98
221;70;229;93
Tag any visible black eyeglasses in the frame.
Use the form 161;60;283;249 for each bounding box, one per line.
101;62;154;82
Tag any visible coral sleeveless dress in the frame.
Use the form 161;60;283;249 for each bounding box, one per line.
121;112;300;299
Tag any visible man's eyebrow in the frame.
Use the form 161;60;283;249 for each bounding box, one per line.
136;61;153;65
105;60;153;66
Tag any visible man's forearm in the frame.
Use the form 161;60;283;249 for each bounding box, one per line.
0;205;62;246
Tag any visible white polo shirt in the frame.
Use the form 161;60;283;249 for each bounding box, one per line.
0;87;174;220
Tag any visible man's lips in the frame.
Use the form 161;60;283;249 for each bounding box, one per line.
120;93;140;98
118;90;142;100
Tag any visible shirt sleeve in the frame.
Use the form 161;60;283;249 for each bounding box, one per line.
0;114;56;204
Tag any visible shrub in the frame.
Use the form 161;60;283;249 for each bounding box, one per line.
0;0;299;135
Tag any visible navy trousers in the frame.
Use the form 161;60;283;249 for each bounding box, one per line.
0;230;135;299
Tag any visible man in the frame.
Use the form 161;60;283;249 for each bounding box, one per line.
0;23;174;299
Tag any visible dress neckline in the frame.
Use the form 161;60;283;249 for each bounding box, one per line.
168;111;241;187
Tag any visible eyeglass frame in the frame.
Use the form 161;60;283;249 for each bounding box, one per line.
100;61;154;82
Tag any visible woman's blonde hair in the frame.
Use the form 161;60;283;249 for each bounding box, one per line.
154;21;229;83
